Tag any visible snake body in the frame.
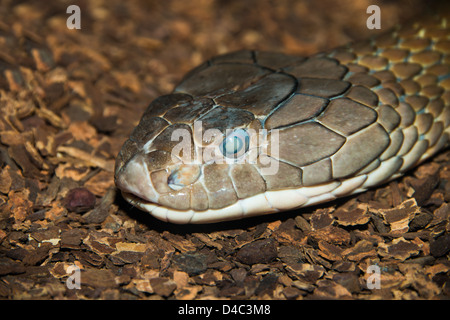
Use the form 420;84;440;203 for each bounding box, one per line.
115;15;450;224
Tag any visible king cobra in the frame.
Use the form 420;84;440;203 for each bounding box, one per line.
115;15;450;224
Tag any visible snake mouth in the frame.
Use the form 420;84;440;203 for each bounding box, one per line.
120;190;197;224
120;191;153;206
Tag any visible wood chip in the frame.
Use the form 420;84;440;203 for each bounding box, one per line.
378;237;422;261
374;199;421;235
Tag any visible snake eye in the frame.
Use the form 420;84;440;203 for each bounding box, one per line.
220;129;250;159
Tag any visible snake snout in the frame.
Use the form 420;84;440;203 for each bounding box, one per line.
167;164;201;191
115;153;158;203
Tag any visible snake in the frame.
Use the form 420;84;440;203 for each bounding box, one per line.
114;15;450;224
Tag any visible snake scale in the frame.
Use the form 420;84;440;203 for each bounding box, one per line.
115;15;450;224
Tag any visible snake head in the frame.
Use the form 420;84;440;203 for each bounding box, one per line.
114;93;278;223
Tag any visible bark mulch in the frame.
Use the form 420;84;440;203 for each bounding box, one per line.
0;0;448;300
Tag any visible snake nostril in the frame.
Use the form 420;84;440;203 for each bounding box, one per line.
167;164;201;191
